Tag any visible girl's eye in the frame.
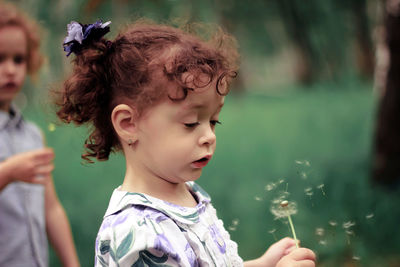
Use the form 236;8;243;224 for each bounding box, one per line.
210;120;221;126
184;122;200;128
14;55;26;64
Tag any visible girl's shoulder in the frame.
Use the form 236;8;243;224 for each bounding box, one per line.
102;182;212;226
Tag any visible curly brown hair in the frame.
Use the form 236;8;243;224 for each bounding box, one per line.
55;20;239;162
0;1;44;75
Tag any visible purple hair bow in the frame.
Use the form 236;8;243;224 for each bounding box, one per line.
63;20;111;57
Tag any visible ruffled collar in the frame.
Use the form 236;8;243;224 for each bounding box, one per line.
104;182;211;225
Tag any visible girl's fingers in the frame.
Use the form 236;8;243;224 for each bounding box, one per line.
31;174;50;184
291;248;316;262
33;148;55;164
35;164;54;175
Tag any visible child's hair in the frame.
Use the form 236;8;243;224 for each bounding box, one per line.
0;1;43;75
55;20;239;162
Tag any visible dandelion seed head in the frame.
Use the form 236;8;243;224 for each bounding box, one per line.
232;219;239;226
270;199;297;220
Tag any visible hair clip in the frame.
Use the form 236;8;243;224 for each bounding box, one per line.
63;20;111;57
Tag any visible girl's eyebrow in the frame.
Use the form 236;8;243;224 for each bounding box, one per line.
183;102;224;110
176;102;224;118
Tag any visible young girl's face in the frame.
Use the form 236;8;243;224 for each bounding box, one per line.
0;26;28;112
133;81;224;184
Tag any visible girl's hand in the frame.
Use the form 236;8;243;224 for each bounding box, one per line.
276;247;316;267
257;237;298;267
3;148;54;184
244;237;315;267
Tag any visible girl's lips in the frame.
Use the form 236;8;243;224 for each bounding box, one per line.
191;155;212;168
1;82;18;90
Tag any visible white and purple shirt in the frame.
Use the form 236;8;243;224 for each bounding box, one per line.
95;182;243;266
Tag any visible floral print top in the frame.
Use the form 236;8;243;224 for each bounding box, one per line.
95;182;243;267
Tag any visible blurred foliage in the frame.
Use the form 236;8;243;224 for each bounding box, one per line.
8;0;400;266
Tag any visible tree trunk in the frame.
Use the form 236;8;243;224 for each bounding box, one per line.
372;0;400;186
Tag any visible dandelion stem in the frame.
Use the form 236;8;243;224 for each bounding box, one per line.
287;213;299;248
280;200;299;248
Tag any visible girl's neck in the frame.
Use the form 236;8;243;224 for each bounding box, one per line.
121;164;198;208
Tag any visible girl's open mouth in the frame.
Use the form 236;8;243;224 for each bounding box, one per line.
191;155;212;168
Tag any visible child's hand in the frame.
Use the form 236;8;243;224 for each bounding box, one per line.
3;148;54;184
276;246;316;267
244;237;315;267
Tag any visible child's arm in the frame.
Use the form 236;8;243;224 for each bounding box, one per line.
0;148;54;191
44;175;80;267
244;237;316;267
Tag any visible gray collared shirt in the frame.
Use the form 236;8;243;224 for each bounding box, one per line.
0;105;48;267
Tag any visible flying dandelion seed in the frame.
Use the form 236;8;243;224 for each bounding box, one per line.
48;123;56;132
278;179;285;184
304;187;313;200
319;240;327;246
295;160;311;167
265;183;276;191
345;230;354;235
316;184;326;196
344;228;355;245
366;213;374;219
268;229;277;241
228;219;239;231
315;228;325;236
329;221;338;227
352;256;361;261
343;221;356;229
254;196;262;201
300;171;308;179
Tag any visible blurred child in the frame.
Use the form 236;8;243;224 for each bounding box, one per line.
0;2;80;267
57;19;316;267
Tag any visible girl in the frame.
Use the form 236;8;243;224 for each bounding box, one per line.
0;2;80;267
57;19;316;267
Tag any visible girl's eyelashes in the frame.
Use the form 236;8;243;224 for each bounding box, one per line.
184;122;200;128
184;120;222;128
210;120;221;126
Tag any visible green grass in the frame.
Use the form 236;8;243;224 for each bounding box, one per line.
25;81;400;266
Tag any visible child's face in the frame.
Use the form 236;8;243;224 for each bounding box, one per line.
134;82;224;184
0;26;28;112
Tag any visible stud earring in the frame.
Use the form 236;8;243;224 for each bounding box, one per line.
128;139;134;146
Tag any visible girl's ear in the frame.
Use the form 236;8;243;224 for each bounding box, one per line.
111;104;138;145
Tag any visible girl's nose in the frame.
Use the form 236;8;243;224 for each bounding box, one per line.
4;60;17;75
199;125;216;146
